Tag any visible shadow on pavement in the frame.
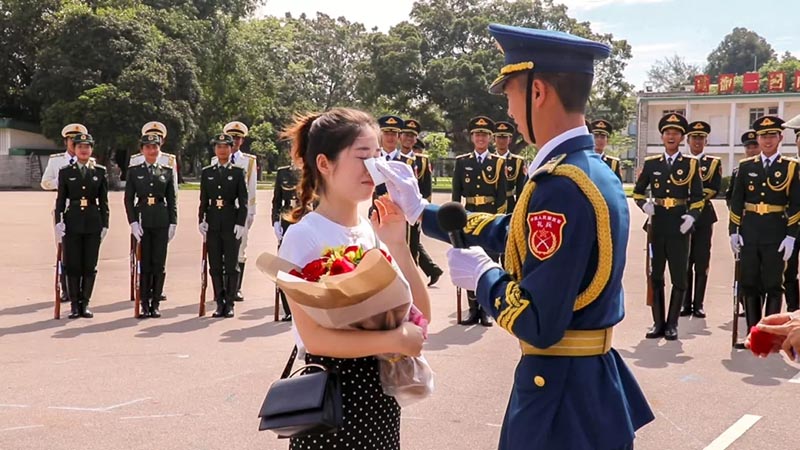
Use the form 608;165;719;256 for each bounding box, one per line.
721;348;797;386
617;339;693;369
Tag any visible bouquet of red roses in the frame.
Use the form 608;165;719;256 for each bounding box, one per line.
257;245;434;406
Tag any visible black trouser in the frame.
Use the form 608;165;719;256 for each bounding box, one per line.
684;221;713;310
63;232;101;277
139;227;169;307
650;233;689;327
276;221;292;316
784;244;799;312
208;229;241;303
409;223;440;277
741;242;785;327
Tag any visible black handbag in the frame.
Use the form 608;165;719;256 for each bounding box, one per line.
258;346;343;439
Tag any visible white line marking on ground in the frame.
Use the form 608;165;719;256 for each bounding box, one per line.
48;397;151;413
486;423;502;428
703;414;761;450
0;404;30;408
102;397;151;411
788;371;800;384
120;413;202;420
0;425;44;432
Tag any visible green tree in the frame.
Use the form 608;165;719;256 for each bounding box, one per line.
645;55;700;92
422;132;452;161
705;27;775;78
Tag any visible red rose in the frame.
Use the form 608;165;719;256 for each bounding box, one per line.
379;249;393;263
344;245;360;254
301;258;327;282
329;257;356;275
748;326;776;356
289;269;304;279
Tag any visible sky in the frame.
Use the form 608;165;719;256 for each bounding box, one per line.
257;0;800;90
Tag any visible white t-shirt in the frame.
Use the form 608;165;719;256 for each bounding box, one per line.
278;211;406;352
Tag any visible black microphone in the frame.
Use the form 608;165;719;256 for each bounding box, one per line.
437;202;468;248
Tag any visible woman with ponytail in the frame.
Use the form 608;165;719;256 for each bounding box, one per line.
278;107;431;450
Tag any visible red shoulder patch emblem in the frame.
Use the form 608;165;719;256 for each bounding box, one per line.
527;211;567;261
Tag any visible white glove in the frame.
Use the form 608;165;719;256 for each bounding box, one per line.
129;221;143;242
374;160;429;224
234;224;246;240
100;227;108;242
168;224;177;242
55;221;66;240
679;215;695;234
730;234;743;255
246;214;255;229
779;236;796;262
273;221;283;240
446;246;502;291
641;201;655;216
198;221;208;240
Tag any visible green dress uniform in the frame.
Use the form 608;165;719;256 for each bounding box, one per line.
453;116;507;326
272;164;301;320
124;134;177;318
590;119;622;180
54;134;109;319
633;113;704;340
495;121;527;213
199;134;249;318
681;122;722;318
729;116;800;328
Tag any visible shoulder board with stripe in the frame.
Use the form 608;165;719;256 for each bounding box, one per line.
739;155;758;164
50;153;63;159
456;153;472;159
531;153;568;181
604;155;620;161
645;155;661;161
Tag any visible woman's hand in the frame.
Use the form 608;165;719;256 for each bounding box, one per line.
370;195;408;249
394;322;424;357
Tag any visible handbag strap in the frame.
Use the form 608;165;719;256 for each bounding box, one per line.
280;345;298;379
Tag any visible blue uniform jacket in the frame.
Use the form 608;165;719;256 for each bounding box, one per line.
422;134;653;449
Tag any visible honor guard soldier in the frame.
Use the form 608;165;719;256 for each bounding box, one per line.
42;123;92;303
129;121;178;303
374;115;404;200
633;113;704;340
54;134;109;319
125;134;178;318
590;119;622;180
211;121;257;302
272;161;301;321
199;134;248;318
452;115;507;326
727;131;761;204
729;116;800;330
379;24;653;449
396;119;443;286
680;121;721;318
783;117;800;312
494;120;527;212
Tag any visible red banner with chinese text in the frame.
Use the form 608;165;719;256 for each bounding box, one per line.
743;72;760;93
768;71;786;92
718;74;735;94
694;75;710;94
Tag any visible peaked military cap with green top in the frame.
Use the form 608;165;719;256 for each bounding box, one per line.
378;115;404;132
468;116;495;134
590;119;613;136
752;115;784;135
72;133;94;145
658;113;689;135
140;133;163;145
487;24;612;94
210;133;234;146
494;121;515;137
686;121;711;137
403;119;422;135
741;130;758;146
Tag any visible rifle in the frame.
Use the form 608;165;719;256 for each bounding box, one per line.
274;241;281;321
732;227;744;349
199;242;208;317
645;197;654;307
129;235;136;301
54;243;62;320
134;241;142;318
456;287;463;324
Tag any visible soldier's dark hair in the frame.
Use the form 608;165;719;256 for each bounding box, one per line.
281;107;378;223
534;72;593;113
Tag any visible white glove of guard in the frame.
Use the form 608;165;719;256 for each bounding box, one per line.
641;201;655;216
198;221;208;240
234;224;246;241
446;246;502;291
730;233;743;255
130;221;143;242
100;227;108;242
273;221;283;240
246;214;255;229
168;224;177;242
679;215;695;234
374;160;428;224
778;236;796;262
55;221;66;240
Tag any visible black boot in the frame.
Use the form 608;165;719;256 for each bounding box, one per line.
664;288;684;341
210;273;226;318
234;262;245;302
680;270;693;316
67;276;81;319
744;295;763;330
764;293;782;317
150;272;165;318
427;267;444;287
139;272;152;318
80;272;96;318
224;273;239;318
786;280;799;312
645;286;666;338
461;296;480;325
692;274;708;318
279;291;292;321
479;307;493;327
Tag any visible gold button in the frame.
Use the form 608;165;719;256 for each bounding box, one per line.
761;193;766;196
667;180;671;184
534;376;545;387
762;183;766;186
82;186;86;190
666;189;670;193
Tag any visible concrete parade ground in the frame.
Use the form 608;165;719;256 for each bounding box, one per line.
0;190;798;450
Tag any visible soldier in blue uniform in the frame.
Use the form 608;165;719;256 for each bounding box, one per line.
372;24;653;449
681;121;721;318
590;119;622;180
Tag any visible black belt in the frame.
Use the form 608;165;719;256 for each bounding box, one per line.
68;199;98;207
137;196;166;207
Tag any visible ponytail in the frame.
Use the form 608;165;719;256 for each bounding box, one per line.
281;113;321;223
